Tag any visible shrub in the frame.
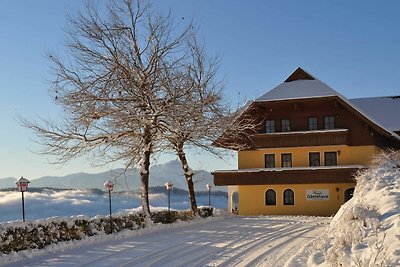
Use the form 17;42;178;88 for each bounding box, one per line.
0;208;213;254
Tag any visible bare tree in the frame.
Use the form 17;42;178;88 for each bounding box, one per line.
160;39;252;215
161;53;214;214
20;0;196;218
213;101;267;150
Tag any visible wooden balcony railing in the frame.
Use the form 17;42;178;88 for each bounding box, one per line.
249;129;349;148
213;165;362;186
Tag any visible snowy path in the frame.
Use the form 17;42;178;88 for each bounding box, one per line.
2;216;329;267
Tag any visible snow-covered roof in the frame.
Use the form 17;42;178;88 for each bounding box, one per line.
349;96;400;132
256;67;345;102
251;67;400;141
213;165;364;174
256;79;339;102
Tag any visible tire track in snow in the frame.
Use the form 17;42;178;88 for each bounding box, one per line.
202;222;318;267
236;225;322;266
156;219;304;266
3;216;329;267
147;228;271;267
139;219;277;266
22;222;220;267
76;228;217;267
81;217;311;267
119;220;258;267
167;219;321;267
117;233;218;267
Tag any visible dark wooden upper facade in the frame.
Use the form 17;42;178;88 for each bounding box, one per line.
217;96;400;150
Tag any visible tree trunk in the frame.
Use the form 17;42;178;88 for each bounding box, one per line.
177;145;198;216
140;126;152;219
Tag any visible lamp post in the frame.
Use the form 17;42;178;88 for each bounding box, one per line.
16;177;30;222
206;184;212;206
165;181;173;212
104;180;115;234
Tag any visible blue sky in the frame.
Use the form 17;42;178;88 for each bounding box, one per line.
1;0;400;179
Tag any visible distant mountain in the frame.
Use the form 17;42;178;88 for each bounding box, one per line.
0;177;17;189
0;160;223;192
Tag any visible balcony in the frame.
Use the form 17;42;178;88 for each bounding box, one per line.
213;165;362;186
249;129;349;148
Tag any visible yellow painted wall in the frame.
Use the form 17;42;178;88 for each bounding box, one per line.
232;145;381;216
238;145;380;169
237;183;356;216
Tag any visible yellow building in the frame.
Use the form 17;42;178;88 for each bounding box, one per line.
213;68;400;216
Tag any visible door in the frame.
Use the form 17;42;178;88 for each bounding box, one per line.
232;192;239;214
344;188;354;202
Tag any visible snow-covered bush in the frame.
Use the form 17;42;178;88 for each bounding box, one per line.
0;213;144;254
151;207;213;224
308;150;400;267
0;207;213;254
197;206;214;218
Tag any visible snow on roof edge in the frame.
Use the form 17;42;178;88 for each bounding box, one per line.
350;95;400;100
254;94;337;102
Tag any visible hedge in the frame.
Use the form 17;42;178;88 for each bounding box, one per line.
0;207;213;254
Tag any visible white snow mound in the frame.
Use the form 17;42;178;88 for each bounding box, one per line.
308;150;400;267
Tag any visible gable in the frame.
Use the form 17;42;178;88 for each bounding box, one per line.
284;67;315;82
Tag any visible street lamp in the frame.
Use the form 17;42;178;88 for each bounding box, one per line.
16;177;30;222
104;180;115;234
165;181;173;212
206;184;212;206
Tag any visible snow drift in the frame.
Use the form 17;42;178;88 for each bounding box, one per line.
309;150;400;266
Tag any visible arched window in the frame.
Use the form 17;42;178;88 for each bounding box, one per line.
265;189;276;205
344;188;354;203
284;189;294;205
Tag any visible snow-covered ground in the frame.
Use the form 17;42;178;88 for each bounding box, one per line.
0;189;227;223
0;213;329;267
2;152;398;266
308;151;400;267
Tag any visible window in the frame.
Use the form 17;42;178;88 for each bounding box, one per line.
281;119;290;132
308;116;318;130
309;152;320;166
265;189;276;205
344;188;354;202
324;152;337;166
284;189;294;205
324;116;335;129
266;120;275;133
264;154;275;168
281;153;292;167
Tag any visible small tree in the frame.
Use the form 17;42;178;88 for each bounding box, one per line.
160;40;223;214
160;39;262;215
21;0;197;218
